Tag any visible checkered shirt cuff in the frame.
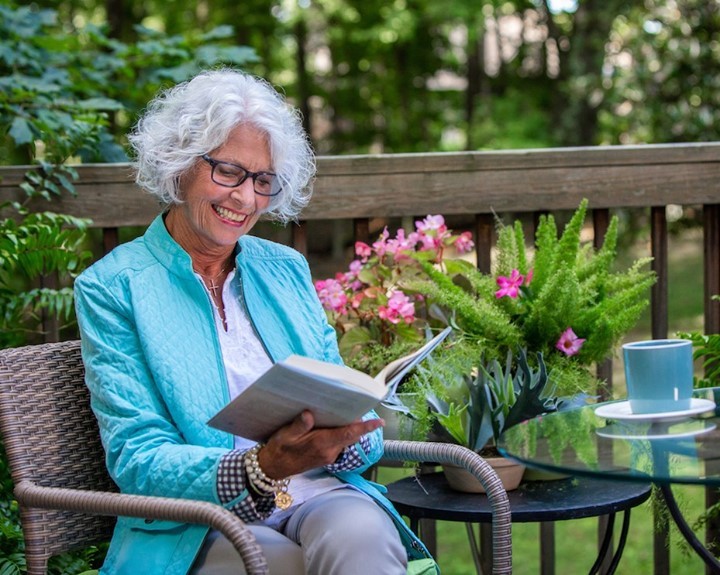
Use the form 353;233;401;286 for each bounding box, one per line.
217;450;275;521
324;434;371;472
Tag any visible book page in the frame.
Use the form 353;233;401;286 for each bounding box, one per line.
207;361;382;441
374;326;452;397
283;355;384;397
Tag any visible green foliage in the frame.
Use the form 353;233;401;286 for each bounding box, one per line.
678;312;720;388
412;343;562;452
602;0;720;145
411;200;655;396
0;3;259;165
0;161;91;348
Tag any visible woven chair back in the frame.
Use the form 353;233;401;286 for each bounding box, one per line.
0;340;116;561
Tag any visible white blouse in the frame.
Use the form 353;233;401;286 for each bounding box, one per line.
200;270;347;527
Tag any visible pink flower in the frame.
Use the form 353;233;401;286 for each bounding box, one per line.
377;290;416;324
414;215;451;252
415;215;447;234
454;231;474;254
386;229;416;257
556;327;586;356
524;268;534;286
355;241;372;260
372;228;390;257
495;269;524;299
415;232;439;251
315;278;348;313
347;259;363;277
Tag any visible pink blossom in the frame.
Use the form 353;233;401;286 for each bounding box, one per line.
372;228;390;257
556;327;586;356
347;259;363;278
386;229;417;258
315;278;348;313
415;215;447;234
416;232;440;251
524;268;534;286
350;291;365;309
414;215;452;252
378;290;416;324
495;269;524;299
355;242;372;260
454;231;475;254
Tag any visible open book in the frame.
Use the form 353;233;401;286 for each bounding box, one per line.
207;326;452;442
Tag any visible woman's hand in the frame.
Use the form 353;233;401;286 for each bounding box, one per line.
258;411;383;479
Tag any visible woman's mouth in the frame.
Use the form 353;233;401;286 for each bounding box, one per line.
213;205;248;224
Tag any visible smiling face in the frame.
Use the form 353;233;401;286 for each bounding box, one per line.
165;124;272;264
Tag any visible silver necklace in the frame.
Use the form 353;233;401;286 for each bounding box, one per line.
195;263;230;296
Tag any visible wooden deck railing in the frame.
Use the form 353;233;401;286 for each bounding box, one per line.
2;142;719;574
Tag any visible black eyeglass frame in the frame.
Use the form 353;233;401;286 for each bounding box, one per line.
201;154;282;197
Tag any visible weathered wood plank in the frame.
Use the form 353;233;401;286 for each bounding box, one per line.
2;143;719;227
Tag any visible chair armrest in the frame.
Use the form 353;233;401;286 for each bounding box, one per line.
14;480;268;575
382;440;512;575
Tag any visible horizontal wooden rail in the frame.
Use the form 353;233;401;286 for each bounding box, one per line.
1;143;720;227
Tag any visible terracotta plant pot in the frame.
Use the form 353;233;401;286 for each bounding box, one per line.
442;456;525;493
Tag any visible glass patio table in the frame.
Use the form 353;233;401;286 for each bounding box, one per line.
498;387;720;571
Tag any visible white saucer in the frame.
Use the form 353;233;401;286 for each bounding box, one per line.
594;398;716;423
596;421;717;440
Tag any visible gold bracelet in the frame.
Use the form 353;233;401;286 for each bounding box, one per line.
244;443;293;510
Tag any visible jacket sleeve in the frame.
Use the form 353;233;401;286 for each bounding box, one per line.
74;269;237;506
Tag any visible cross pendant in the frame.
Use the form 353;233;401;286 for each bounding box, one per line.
207;278;220;296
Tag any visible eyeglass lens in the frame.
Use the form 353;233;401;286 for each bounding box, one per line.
203;155;279;196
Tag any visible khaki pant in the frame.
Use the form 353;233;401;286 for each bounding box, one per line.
191;489;407;575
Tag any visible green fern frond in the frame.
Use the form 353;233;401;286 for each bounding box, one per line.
523;271;582;355
552;198;588;272
495;221;518;276
530;213;558;291
577;215;619;282
514;220;529;276
410;262;522;348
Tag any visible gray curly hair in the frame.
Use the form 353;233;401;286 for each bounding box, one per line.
128;69;315;223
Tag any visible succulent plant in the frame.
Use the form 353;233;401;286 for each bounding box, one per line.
416;345;570;453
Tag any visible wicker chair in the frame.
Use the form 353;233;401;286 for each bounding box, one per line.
0;340;512;575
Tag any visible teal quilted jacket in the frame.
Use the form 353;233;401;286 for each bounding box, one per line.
74;215;436;575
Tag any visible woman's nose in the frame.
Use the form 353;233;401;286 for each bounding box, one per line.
229;178;256;206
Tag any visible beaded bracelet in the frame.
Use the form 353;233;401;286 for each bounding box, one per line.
244;443;293;510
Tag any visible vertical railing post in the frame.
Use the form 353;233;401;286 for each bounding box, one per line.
102;227;120;255
474;214;493;274
650;206;670;575
353;218;370;246
592;207;613;574
703;204;720;575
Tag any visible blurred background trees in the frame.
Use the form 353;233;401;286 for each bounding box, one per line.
3;0;718;163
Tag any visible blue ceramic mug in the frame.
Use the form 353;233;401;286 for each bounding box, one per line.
622;339;694;414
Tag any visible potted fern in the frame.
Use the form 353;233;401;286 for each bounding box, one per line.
405;199;657;398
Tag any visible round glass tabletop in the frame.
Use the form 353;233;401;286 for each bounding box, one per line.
497;387;720;486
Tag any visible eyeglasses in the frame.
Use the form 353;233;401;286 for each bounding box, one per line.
201;154;281;197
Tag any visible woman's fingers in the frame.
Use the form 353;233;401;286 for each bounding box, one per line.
260;411;384;478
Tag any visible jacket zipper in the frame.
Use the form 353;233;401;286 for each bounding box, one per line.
237;270;276;364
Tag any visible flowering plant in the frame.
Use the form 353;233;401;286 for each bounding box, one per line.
406;199;656;396
315;215;474;376
316;200;656;401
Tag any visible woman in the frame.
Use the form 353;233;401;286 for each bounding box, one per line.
74;69;436;575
